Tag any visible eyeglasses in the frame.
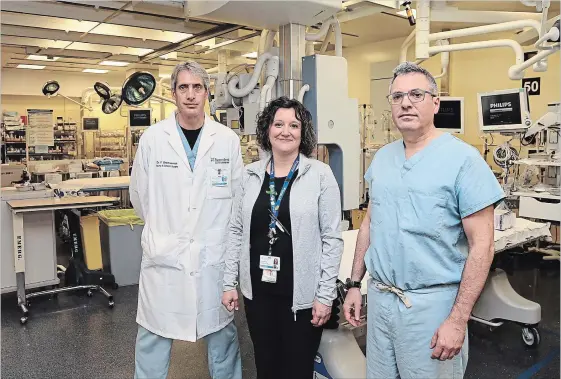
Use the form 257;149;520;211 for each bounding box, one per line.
175;83;205;95
386;88;437;105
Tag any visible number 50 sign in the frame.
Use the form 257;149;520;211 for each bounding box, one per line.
522;77;541;96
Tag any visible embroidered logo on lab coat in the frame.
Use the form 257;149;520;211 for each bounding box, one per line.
156;161;179;168
211;157;230;164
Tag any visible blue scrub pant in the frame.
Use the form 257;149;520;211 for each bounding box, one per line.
134;322;242;379
366;280;468;379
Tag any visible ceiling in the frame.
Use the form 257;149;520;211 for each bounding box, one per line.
1;1;559;76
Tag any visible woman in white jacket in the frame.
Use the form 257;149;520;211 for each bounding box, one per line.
222;97;344;379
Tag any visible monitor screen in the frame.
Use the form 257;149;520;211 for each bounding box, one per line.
129;109;151;128
480;92;522;127
478;88;530;132
82;117;99;131
434;98;463;133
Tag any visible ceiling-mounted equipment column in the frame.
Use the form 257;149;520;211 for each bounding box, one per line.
217;50;229;73
278;23;306;99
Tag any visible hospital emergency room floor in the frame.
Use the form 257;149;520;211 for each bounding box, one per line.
1;251;559;379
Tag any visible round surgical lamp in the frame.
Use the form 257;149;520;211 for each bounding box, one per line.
102;93;123;114
122;71;157;106
94;81;112;100
42;80;60;96
41;80;93;111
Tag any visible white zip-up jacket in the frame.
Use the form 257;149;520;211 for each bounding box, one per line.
223;153;344;315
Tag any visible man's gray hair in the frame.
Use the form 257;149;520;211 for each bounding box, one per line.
171;61;210;92
389;61;438;95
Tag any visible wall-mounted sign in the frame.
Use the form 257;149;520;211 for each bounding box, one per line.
522;77;541;96
27;109;54;146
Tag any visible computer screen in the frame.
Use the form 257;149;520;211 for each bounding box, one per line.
82;117;99;131
434;97;464;134
477;88;530;132
129;109;152;128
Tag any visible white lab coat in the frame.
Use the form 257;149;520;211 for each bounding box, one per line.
129;113;243;342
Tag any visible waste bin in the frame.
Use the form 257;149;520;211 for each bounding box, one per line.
98;209;144;287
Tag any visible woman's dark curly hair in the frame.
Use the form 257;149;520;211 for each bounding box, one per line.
255;96;317;157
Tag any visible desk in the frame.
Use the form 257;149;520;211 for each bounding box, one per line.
8;196;119;324
54;177;130;207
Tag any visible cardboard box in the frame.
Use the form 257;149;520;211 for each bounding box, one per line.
352;209;366;230
1;164;25;187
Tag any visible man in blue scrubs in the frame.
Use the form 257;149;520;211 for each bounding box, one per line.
343;62;504;378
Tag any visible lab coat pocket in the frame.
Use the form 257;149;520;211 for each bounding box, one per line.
202;228;227;267
400;190;446;240
207;167;232;199
141;229;184;270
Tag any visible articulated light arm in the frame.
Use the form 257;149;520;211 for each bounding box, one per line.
55;93;93;112
509;44;560;79
524;108;561;140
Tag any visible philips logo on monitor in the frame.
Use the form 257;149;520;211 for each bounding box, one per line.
489;102;513;113
490;102;512;109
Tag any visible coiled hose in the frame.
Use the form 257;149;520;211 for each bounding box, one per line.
493;143;519;169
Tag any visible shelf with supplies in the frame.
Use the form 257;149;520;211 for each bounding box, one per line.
2;111;27;163
2;111;80;163
94;130;127;159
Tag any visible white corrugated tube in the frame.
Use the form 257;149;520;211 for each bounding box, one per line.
228;52;273;98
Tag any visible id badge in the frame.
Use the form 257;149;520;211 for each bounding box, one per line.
262;269;277;283
210;168;228;187
259;255;280;271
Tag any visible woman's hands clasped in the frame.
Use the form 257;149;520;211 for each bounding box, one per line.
222;290;239;312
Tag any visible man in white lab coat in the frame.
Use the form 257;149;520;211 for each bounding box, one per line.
130;61;243;379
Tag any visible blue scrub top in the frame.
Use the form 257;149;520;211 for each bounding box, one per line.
364;133;504;291
176;118;203;170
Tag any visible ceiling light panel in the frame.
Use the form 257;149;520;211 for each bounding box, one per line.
100;60;129;67
242;52;258;58
92;24;193;43
83;69;109;74
66;42;154;56
17;64;45;69
27;55;60;61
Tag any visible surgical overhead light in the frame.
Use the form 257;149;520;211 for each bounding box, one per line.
94;81;112;100
122;71;157;106
41;80;93;111
122;71;175;106
102;94;123;115
92;81;124;114
42;80;60;96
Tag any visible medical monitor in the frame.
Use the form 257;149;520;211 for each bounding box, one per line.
434;97;464;134
129;108;152;129
477;88;531;133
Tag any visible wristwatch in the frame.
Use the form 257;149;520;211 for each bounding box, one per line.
346;279;362;290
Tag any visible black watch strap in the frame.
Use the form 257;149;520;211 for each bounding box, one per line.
345;279;362;289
